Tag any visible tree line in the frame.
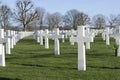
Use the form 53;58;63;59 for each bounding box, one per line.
0;0;120;31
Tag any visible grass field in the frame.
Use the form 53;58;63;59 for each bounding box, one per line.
0;35;120;80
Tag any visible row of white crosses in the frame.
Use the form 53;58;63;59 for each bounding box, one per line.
66;29;77;45
62;30;69;39
0;29;6;66
5;30;18;54
35;27;113;71
6;30;12;54
35;30;40;43
36;29;49;48
36;28;64;55
35;30;49;48
5;30;25;54
110;26;120;56
68;27;94;49
0;29;33;67
102;27;110;45
101;26;120;56
35;26;118;71
85;28;95;49
19;31;33;39
70;26;93;71
35;26;120;71
50;28;64;55
90;29;99;36
0;29;14;66
59;30;65;43
34;27;96;71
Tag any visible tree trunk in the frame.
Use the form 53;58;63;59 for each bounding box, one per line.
23;24;26;31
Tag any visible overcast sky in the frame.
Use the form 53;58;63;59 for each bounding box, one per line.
1;0;120;17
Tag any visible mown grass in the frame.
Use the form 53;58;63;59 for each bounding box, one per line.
0;35;120;80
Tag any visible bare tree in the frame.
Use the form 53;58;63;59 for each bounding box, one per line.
108;14;118;26
113;14;120;26
63;9;79;29
0;5;12;29
14;0;38;31
36;7;45;29
63;9;90;30
92;14;106;29
46;12;61;30
75;12;90;26
52;12;62;27
45;13;51;30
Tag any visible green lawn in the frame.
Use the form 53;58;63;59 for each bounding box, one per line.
0;35;120;80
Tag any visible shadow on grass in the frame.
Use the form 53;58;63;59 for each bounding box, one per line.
0;77;20;80
87;51;115;58
31;53;53;58
13;63;77;70
88;66;120;70
6;52;53;60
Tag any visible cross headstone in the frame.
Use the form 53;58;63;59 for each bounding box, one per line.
66;29;77;45
15;31;19;43
110;26;120;56
42;29;49;49
61;34;64;43
13;31;16;45
102;32;106;40
6;30;11;54
111;34;120;56
0;29;6;66
70;26;93;71
50;28;64;55
85;28;94;49
36;31;40;43
39;30;44;45
105;27;110;45
65;30;68;39
10;31;14;48
61;30;65;43
34;30;37;40
116;38;120;56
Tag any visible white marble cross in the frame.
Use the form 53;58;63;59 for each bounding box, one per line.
111;31;120;56
34;30;37;40
60;30;65;43
85;28;94;49
34;30;40;43
36;31;40;43
105;28;110;45
70;26;93;71
39;30;44;45
44;29;49;49
102;32;106;40
111;34;120;56
13;31;16;45
50;28;64;55
6;30;11;54
110;26;120;56
66;29;76;45
116;39;120;56
10;31;14;48
0;29;6;66
38;29;49;48
15;31;19;43
65;30;68;39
